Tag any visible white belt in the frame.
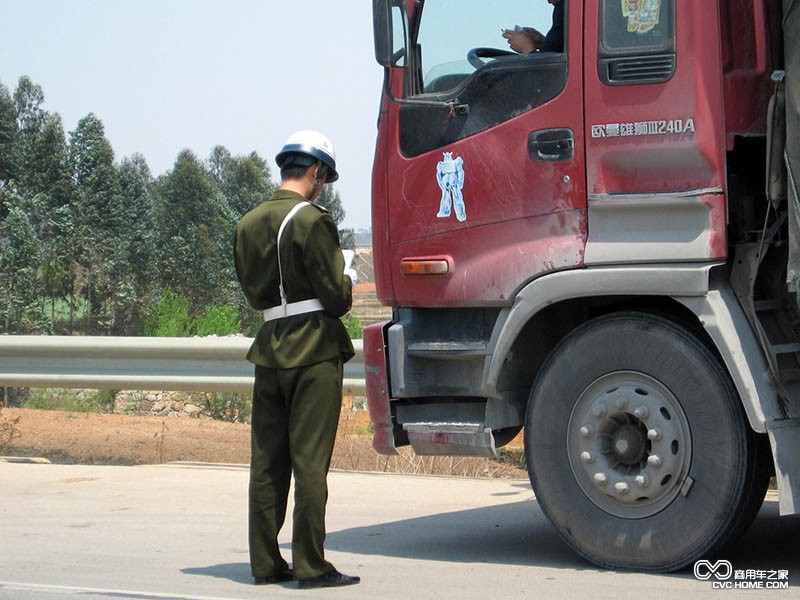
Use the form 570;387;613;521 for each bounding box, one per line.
263;298;324;322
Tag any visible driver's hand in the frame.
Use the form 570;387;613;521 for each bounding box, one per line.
502;29;538;54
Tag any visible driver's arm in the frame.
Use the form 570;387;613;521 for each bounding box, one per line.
502;27;544;54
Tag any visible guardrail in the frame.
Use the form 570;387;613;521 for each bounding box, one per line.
0;336;366;396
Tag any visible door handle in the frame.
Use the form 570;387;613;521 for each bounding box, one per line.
528;128;574;162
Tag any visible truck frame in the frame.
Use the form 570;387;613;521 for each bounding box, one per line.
366;0;799;571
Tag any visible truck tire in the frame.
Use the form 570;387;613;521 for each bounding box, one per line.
524;312;767;572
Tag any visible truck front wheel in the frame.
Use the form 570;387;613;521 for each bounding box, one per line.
524;312;767;571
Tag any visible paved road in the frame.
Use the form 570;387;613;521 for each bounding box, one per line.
0;461;797;599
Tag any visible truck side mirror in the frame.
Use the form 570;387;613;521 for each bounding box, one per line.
373;0;394;67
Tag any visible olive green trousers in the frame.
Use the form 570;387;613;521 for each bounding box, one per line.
248;357;343;580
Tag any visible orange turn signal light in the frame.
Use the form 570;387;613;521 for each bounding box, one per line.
400;259;450;276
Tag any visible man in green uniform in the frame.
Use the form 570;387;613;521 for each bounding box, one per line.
233;130;359;589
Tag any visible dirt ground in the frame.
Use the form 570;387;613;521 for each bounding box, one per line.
0;283;526;478
0;405;528;479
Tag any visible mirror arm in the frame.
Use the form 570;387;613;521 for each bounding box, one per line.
381;68;470;115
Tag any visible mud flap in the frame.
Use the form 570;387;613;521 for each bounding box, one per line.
364;321;398;455
766;418;800;515
785;1;800;286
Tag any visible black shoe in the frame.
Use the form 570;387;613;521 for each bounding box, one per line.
297;569;360;589
254;569;293;584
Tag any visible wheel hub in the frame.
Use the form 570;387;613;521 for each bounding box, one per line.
568;372;692;519
609;423;647;465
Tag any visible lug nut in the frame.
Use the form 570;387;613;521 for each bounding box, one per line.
647;454;663;467
614;482;630;494
634;406;650;419
615;396;628;410
592;403;607;418
580;451;594;464
593;472;609;486
634;474;650;488
647;428;663;441
579;425;595;438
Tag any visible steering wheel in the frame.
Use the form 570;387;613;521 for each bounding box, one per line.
467;47;517;69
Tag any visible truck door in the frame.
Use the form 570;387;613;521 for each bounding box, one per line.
380;0;586;307
582;0;727;264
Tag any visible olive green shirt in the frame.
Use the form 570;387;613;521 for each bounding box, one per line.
234;190;355;368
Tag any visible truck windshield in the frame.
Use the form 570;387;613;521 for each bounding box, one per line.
416;0;554;94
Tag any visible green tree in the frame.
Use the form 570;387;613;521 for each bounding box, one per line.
206;147;277;336
114;153;157;334
154;150;237;311
0;194;45;333
194;304;241;336
316;185;345;225
0;83;18;232
143;286;192;337
13;76;47;195
13;76;45;133
0;81;18;200
42;203;74;332
27;113;73;203
2;79;76;331
68;113;123;333
208;147;274;219
207;145;231;183
25;113;76;329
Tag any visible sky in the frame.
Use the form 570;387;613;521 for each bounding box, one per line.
1;0;385;230
1;1;555;231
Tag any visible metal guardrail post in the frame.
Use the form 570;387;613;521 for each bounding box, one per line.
0;336;365;396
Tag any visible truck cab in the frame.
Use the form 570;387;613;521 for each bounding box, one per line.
366;0;799;571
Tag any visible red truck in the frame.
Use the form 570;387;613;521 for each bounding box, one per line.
366;0;799;572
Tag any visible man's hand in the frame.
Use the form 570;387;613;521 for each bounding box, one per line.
502;28;542;54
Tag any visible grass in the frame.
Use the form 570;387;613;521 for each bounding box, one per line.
22;388;117;413
3;445;136;466
49;297;88;323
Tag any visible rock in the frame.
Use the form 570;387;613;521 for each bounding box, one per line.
184;404;202;417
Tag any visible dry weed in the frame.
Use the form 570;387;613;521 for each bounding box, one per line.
0;404;21;451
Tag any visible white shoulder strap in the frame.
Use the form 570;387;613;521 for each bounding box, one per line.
276;202;311;309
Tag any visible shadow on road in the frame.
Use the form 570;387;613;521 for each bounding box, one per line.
326;498;590;570
181;562;253;585
182;497;799;586
727;500;800;570
326;496;799;575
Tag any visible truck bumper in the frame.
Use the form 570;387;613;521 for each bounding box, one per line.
364;321;398;455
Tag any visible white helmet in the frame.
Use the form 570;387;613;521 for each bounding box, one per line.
275;130;339;182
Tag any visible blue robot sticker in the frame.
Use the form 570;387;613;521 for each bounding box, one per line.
436;152;467;222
